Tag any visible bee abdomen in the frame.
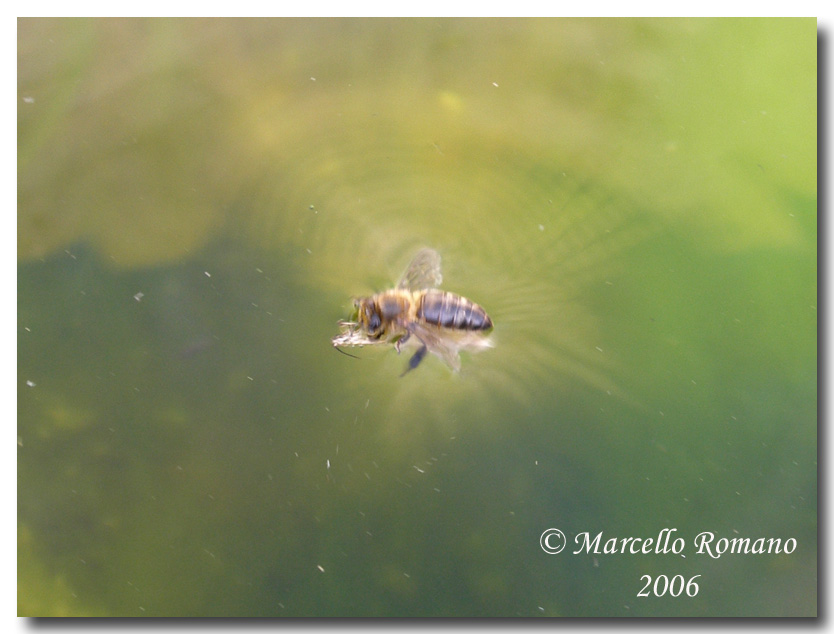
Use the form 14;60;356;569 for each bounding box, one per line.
418;290;492;331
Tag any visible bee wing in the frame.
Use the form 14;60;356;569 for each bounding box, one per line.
408;322;461;372
397;248;442;290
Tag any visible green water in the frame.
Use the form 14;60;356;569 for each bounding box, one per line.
18;18;816;617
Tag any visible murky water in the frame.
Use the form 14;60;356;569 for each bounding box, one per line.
18;18;816;617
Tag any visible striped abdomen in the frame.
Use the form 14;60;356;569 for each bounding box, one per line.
417;290;492;331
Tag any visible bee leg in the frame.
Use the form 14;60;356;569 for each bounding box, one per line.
394;332;411;354
401;343;428;377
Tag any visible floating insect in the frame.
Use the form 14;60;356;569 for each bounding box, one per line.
332;248;494;374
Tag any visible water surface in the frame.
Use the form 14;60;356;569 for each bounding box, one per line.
18;18;816;616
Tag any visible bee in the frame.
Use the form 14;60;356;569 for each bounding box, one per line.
332;248;493;374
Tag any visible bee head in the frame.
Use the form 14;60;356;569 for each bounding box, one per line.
355;297;383;338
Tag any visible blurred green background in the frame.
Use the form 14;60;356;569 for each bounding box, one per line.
18;18;816;616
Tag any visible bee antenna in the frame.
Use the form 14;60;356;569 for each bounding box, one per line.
334;346;361;360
